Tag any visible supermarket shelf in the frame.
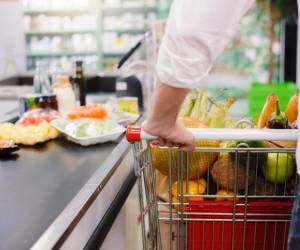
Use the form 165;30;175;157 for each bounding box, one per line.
103;52;125;58
102;28;148;34
103;7;156;15
23;9;93;15
25;30;96;35
26;51;97;57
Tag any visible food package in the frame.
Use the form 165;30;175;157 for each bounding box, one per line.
67;104;108;120
17;109;60;126
0;122;59;146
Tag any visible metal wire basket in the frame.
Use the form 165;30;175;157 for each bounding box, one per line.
127;126;299;250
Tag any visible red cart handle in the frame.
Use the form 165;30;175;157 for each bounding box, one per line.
126;125;157;142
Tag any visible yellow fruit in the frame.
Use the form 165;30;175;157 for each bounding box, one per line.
151;140;219;180
171;179;207;202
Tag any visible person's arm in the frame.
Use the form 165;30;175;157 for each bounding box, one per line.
142;82;194;151
143;0;254;150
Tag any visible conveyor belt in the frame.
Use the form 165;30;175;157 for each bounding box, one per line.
0;137;124;250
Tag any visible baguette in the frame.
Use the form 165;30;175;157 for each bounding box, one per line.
285;94;298;123
257;93;278;128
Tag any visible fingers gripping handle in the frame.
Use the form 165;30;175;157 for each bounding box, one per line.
126;125;299;142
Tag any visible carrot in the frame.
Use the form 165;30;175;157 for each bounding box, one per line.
285;94;298;123
257;93;278;128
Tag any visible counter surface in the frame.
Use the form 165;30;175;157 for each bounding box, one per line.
0;137;123;250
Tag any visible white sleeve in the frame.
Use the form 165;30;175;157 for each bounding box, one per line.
156;0;254;89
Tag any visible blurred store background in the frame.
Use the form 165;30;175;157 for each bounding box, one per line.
0;0;298;118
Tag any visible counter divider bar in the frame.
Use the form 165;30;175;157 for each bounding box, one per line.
51;140;131;249
83;169;137;250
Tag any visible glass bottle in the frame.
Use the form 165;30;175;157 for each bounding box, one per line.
33;61;51;94
52;75;76;115
72;61;86;106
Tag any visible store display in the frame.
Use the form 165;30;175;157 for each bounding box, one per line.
72;61;86;106
52;75;76;115
51;118;125;146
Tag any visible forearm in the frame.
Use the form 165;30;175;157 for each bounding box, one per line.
144;81;188;136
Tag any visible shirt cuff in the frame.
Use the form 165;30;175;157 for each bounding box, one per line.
155;39;212;89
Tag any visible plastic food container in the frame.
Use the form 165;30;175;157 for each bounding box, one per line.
51;119;125;146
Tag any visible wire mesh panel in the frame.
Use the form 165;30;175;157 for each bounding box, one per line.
131;141;297;250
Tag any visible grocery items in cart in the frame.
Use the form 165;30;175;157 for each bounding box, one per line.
258;93;298;129
129;126;298;250
51;118;125;146
179;89;237;128
127;88;298;250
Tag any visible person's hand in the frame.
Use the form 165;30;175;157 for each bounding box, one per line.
142;119;195;151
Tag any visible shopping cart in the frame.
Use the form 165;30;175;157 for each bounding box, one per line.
126;126;299;250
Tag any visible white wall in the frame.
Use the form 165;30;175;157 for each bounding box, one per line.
0;0;25;80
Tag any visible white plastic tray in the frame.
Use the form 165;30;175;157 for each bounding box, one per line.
51;119;126;146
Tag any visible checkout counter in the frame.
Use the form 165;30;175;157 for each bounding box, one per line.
0;75;142;250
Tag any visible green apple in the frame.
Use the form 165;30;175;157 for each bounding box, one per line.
262;153;295;183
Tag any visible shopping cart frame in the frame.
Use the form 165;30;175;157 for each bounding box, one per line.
127;126;299;250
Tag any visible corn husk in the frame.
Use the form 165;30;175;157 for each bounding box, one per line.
179;91;197;116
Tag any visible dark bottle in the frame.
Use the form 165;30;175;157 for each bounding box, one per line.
73;61;86;106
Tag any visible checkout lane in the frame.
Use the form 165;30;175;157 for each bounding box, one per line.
0;75;141;249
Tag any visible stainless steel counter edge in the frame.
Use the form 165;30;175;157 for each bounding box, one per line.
31;137;132;250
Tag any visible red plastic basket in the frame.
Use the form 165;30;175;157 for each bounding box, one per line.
186;200;292;250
